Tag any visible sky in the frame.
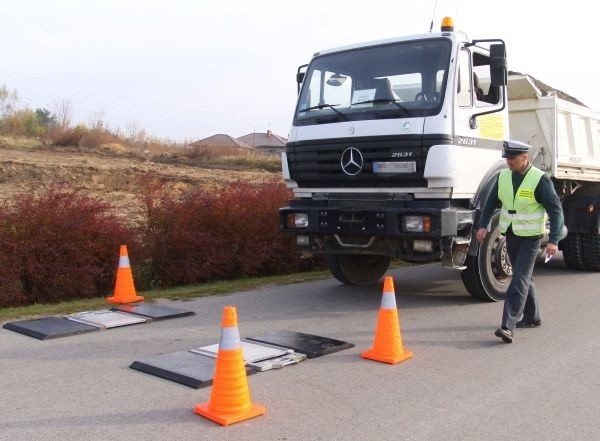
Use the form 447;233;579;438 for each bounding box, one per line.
1;0;597;142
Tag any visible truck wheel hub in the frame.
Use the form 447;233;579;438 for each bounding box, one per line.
491;236;512;279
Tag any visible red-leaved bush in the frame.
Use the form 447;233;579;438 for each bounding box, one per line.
0;189;134;306
0;222;25;306
141;177;317;287
0;179;321;307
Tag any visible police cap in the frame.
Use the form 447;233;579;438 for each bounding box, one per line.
502;140;530;158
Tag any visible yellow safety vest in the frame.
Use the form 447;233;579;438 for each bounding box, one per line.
497;166;546;236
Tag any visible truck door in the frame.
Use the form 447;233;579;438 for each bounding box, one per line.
454;47;507;146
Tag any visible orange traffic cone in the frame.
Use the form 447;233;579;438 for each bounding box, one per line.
194;306;265;426
106;245;144;304
362;276;413;364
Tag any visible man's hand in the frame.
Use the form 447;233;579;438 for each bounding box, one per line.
546;242;558;257
476;228;488;244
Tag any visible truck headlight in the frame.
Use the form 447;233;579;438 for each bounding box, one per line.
403;215;431;233
286;212;309;228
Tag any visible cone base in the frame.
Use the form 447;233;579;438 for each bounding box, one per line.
106;295;144;304
194;402;265;426
361;348;413;365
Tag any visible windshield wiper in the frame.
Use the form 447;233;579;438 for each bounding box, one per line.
352;98;412;115
298;103;347;121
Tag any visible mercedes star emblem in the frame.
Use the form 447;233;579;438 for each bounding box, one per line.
340;147;364;176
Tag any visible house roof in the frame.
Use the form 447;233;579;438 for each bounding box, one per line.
189;134;252;148
237;131;287;148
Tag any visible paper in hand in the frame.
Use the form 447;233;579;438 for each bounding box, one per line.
544;253;553;263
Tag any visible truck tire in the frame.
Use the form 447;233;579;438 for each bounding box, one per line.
581;233;600;271
460;213;511;302
326;254;391;286
562;233;586;270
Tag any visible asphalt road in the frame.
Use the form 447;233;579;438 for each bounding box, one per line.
1;255;599;441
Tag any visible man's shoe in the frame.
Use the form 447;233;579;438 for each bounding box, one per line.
516;319;541;328
495;327;513;343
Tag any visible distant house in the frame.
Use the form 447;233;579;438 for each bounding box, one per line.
237;130;287;156
189;134;252;149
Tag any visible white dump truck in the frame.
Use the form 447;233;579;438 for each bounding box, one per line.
279;17;600;301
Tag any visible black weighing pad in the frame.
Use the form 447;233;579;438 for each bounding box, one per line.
130;351;256;389
246;330;354;358
3;316;99;340
111;303;195;320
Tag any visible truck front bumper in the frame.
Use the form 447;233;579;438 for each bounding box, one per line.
279;200;474;262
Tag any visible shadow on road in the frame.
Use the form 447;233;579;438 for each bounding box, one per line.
309;264;477;312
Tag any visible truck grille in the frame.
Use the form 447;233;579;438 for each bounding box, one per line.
286;134;451;188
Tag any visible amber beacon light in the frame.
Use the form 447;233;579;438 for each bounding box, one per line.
441;16;454;32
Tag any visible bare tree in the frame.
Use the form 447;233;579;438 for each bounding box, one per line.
88;111;106;131
53;100;72;128
125;121;147;145
0;84;18;118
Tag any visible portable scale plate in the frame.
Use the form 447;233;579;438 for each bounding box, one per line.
66;310;148;329
246;330;355;358
130;351;256;389
3;316;99;340
111;303;195;320
246;353;307;372
189;340;292;363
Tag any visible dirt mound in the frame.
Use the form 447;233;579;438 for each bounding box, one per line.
0;144;278;225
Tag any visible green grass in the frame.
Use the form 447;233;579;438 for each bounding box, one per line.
0;260;415;324
0;270;331;323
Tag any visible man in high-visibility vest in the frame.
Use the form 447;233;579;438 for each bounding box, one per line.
476;140;564;343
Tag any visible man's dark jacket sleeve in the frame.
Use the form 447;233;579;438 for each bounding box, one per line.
536;175;564;244
477;178;500;230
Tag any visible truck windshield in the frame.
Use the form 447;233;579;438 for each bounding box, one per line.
294;38;451;126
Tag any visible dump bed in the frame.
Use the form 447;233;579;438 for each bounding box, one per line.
507;74;600;181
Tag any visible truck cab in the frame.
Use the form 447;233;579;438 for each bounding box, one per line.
280;18;600;300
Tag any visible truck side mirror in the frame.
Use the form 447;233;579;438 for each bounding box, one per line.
489;44;507;87
296;64;308;94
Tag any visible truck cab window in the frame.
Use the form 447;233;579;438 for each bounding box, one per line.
457;49;472;107
386;73;421;102
435;70;445;96
294;38;452;126
299;70;352;110
473;52;500;105
324;71;352;107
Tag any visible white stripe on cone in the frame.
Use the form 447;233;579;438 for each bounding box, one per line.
219;326;241;350
380;291;397;310
119;256;130;267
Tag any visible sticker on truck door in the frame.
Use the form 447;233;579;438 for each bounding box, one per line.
478;114;504;140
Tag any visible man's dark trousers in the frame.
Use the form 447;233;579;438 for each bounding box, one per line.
502;234;541;330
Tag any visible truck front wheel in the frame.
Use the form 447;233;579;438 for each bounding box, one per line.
461;213;511;301
581;233;600;271
326;254;391;286
562;232;586;270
